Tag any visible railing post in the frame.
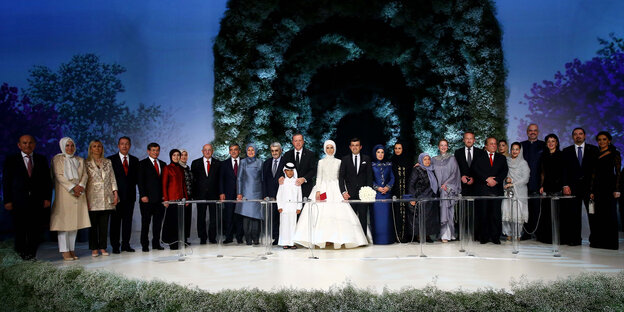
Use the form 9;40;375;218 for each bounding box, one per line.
551;197;561;257
177;199;186;261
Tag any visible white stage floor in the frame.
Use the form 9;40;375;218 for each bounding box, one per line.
37;236;624;293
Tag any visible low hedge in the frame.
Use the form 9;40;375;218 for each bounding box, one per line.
1;243;622;311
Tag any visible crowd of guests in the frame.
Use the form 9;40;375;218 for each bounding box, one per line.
2;125;622;260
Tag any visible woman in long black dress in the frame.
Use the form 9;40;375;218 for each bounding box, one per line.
589;131;621;250
391;142;413;242
536;134;564;244
407;153;440;242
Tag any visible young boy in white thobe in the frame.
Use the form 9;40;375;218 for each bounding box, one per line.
276;162;302;249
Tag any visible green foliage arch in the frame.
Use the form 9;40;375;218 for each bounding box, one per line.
213;0;507;158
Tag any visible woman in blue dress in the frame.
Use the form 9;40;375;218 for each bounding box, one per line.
235;143;264;245
371;144;395;244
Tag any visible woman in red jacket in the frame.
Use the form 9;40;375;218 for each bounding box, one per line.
161;149;188;250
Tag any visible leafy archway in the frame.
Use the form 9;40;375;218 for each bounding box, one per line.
213;0;507;158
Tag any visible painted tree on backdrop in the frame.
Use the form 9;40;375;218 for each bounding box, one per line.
25;54;171;156
518;34;624;153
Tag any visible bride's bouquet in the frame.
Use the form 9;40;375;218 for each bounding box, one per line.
358;186;376;202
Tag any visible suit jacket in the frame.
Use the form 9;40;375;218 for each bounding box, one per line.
107;153;139;203
471;150;508;196
282;148;317;197
561;143;599;195
219;157;238;198
191;157;221;200
454;146;484;195
339;154;374;199
2;152;53;210
262;156;285;199
138;158;167;203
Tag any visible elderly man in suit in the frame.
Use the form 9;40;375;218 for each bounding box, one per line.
561;127;599;246
107;136;139;254
191;143;221;244
472;137;508;244
454;131;483;196
2;134;53;260
339;138;374;233
281;134;317;199
137;142;167;252
262;142;285;245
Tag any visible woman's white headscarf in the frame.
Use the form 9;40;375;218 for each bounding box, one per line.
323;140;336;158
178;149;188;168
59;137;79;180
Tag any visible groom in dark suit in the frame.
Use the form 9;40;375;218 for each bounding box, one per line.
561;127;598;246
2;134;53;260
108;136;139;253
471;137;508;244
339;138;373;233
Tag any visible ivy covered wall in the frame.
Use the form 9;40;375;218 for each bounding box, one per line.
213;0;507;158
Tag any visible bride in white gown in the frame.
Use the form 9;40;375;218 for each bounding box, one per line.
294;140;368;249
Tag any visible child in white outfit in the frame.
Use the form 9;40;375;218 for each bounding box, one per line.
276;162;302;249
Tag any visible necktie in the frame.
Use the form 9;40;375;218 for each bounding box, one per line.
272;159;278;177
206;159;211;176
26;155;33;177
123;156;129;176
354;155;359;174
153;159;160;175
467;148;472;167
234;159;238;177
489;153;493;167
296;152;300;166
577;146;583;166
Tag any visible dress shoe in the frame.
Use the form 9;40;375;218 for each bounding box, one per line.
185;240;191;246
142;247;150;252
153;245;165;250
272;240;279;246
246;241;253;246
492;239;501;245
223;239;233;244
112;248;121;254
253;241;260;245
209;240;217;244
200;239;207;245
480;240;488;244
121;246;135;252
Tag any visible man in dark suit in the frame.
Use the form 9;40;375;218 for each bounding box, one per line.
219;143;243;244
521;124;546;240
137;142;167;252
191;143;221;244
454;131;483;196
2;134;53;260
281;134;317;199
339;138;373;233
561;127;598;246
262;142;285;244
107;136;139;254
471;137;508;244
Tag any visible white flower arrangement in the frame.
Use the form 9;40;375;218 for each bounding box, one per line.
358;186;377;202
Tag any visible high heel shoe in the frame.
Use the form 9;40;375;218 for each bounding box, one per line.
100;249;109;256
70;250;79;260
62;252;74;261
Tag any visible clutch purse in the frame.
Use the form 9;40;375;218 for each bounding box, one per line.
319;192;327;200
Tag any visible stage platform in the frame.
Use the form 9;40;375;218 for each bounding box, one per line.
36;237;623;293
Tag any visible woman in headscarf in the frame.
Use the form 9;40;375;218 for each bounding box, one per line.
85;140;118;257
179;149;193;245
235;143;264;245
502;142;530;240
432;139;461;242
371;144;395;244
390;142;413;242
407;153;440;242
161;149;188;250
50;137;90;261
294;140;368;249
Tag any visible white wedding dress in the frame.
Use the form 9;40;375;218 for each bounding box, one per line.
293;141;368;249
